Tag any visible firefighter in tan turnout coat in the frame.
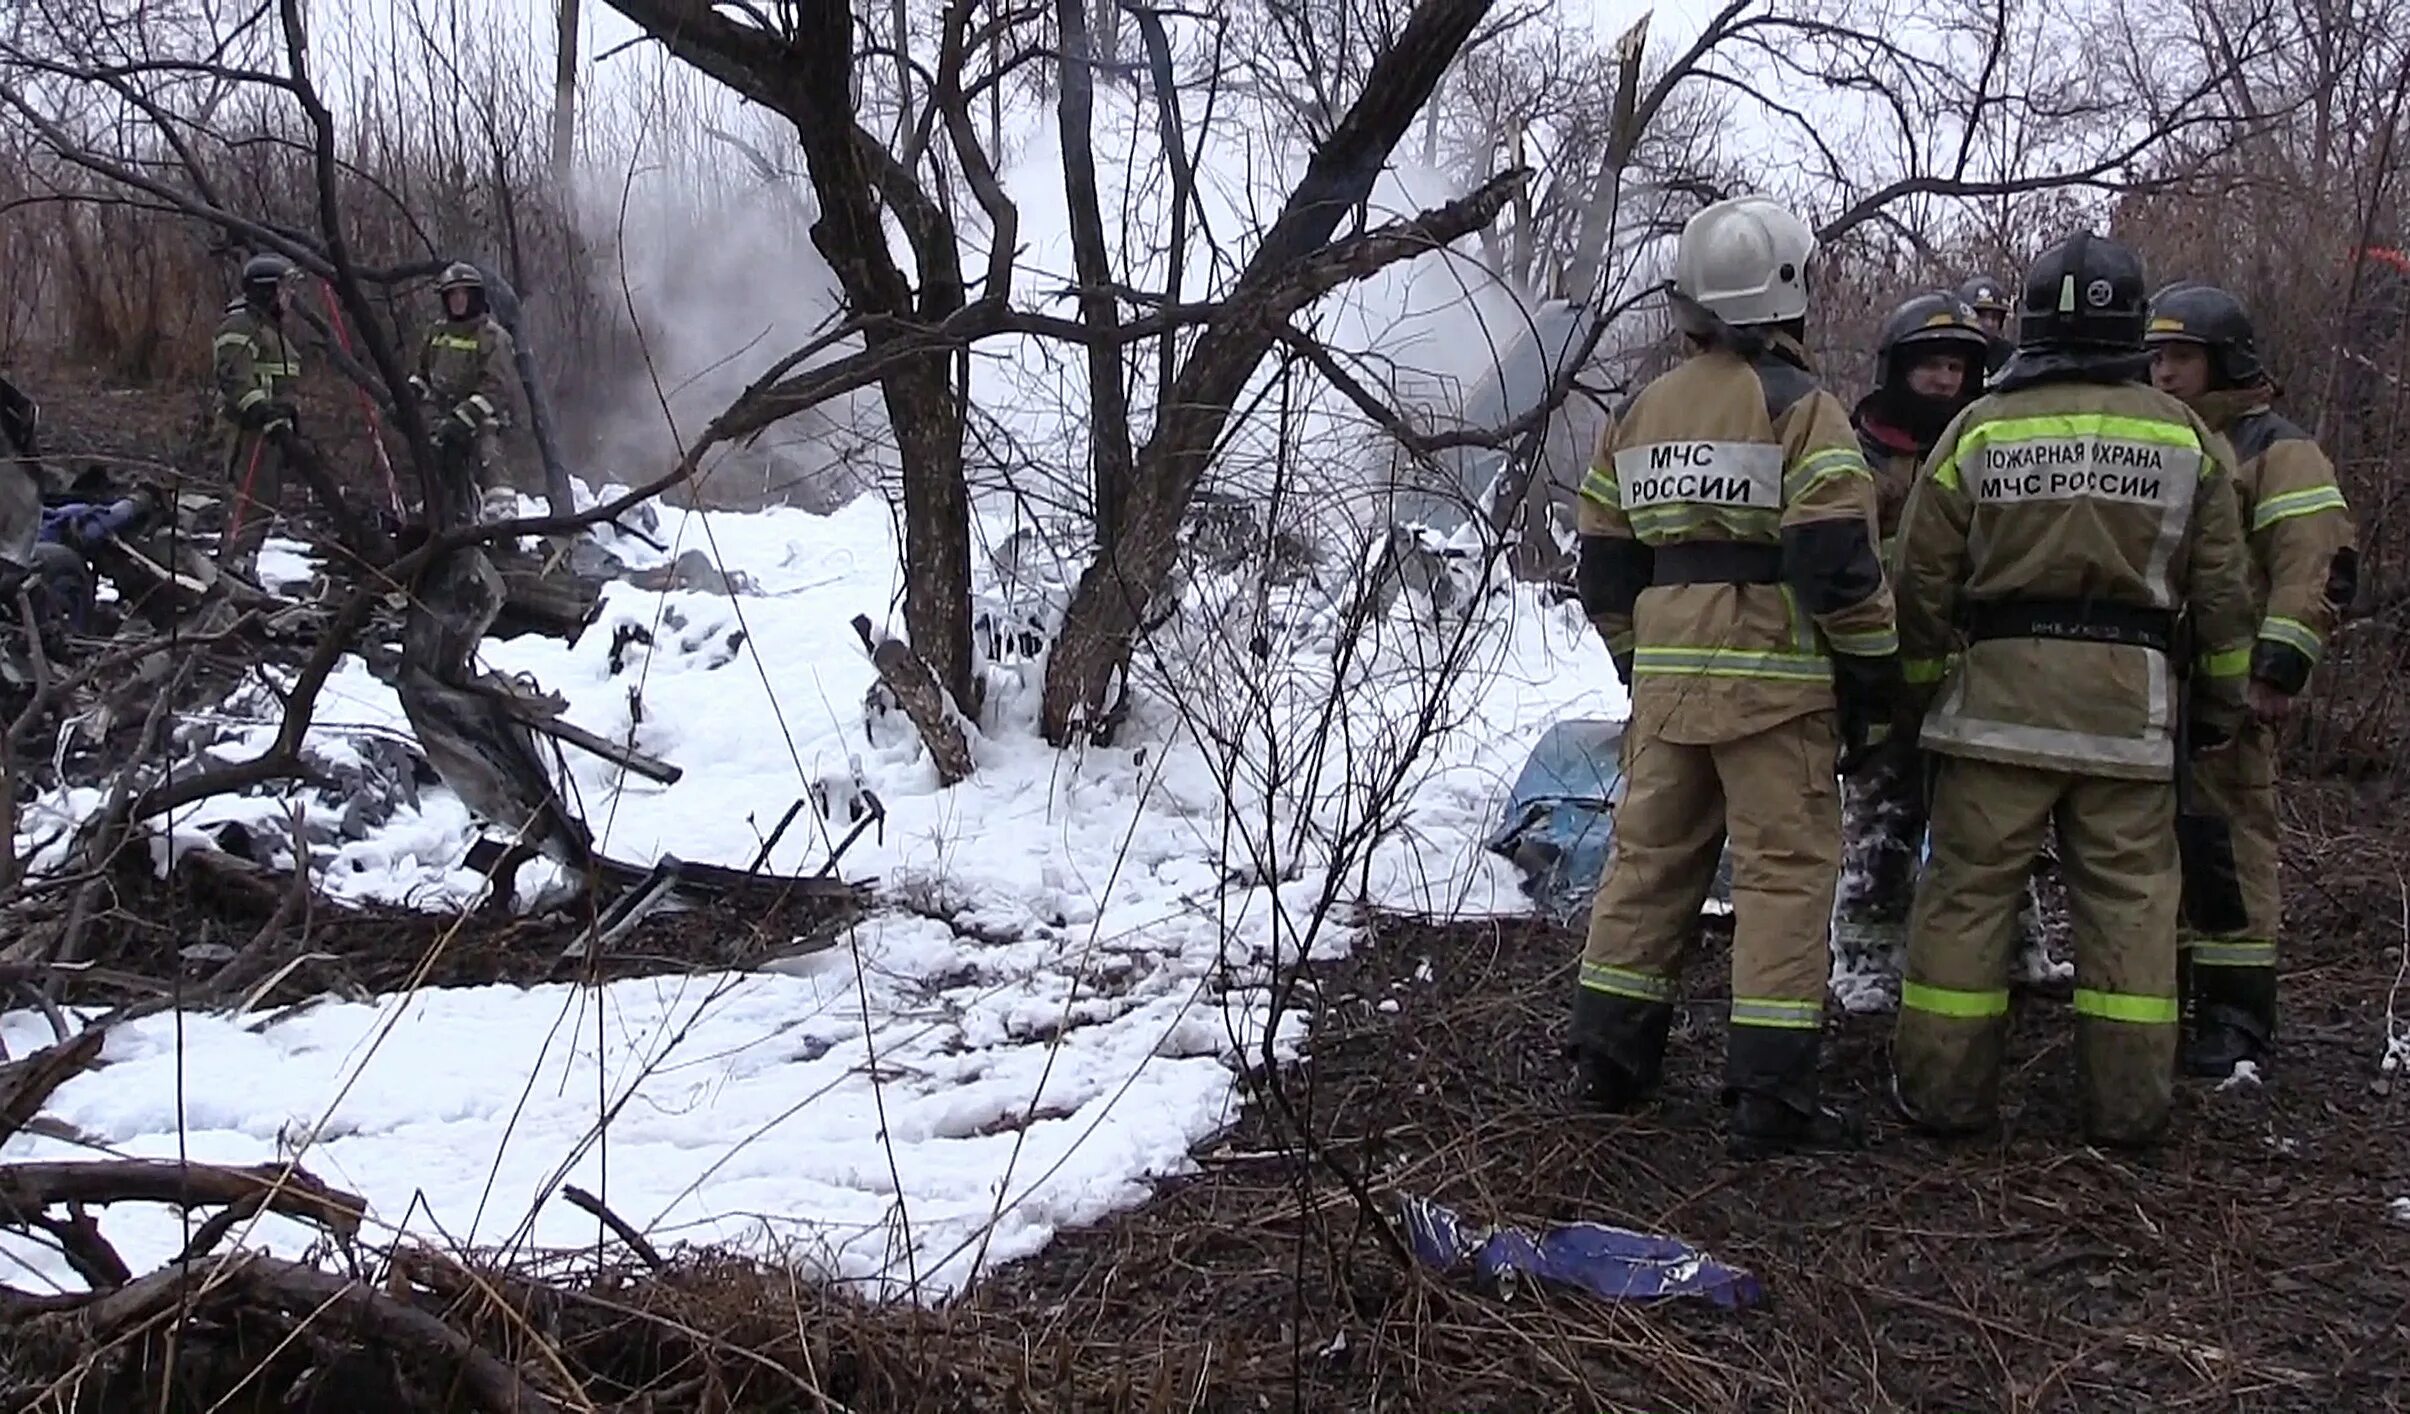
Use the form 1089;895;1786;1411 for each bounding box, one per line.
1836;292;2055;1007
413;262;519;521
1571;194;1901;1158
2145;283;2357;1078
1890;232;2259;1146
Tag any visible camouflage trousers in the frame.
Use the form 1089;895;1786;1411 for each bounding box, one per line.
1831;736;2055;1010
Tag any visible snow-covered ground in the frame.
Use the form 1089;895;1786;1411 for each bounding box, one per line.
0;494;1626;1301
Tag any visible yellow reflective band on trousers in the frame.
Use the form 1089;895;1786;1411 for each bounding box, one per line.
2071;988;2178;1024
2251;484;2348;533
1578;961;1675;1003
1931;412;2206;491
1785;447;1868;503
1903;656;1950;684
1631;645;1831;683
1580;466;1618;507
1730;996;1822;1030
2188;938;2277;967
1901;980;2010;1018
2259;615;2322;663
2197;646;2252;679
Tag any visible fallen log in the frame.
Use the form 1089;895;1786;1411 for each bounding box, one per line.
0;1159;367;1241
0;1027;103;1144
851;613;974;786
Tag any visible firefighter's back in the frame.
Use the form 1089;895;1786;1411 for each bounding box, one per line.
1914;379;2235;781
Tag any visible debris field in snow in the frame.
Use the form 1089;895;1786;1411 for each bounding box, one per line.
1;491;1628;1299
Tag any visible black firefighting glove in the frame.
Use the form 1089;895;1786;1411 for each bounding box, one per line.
432;412;473;448
1833;651;1905;776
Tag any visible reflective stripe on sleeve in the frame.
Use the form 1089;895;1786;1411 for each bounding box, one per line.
2251;485;2348;533
2257;615;2322;664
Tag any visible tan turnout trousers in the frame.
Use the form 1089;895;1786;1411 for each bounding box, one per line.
1896;755;2180;1144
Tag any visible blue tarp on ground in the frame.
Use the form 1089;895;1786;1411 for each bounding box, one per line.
1483;717;1733;923
1399;1193;1766;1310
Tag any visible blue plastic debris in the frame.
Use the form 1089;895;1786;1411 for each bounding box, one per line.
1397;1193;1765;1310
40;498;145;549
1484;718;1732;922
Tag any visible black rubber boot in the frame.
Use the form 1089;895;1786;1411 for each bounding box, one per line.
1575;1050;1657;1112
1886;1070;1992;1139
1568;990;1673;1113
2182;1008;2269;1079
1727;1092;1862;1159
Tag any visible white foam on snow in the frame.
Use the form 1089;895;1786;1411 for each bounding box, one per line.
1;493;1626;1300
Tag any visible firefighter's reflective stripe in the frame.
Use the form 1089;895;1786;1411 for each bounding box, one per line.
2197;645;2252;679
1779;586;1817;655
1903;656;1950;684
1901;980;2009;1018
2189;938;2277;967
1580;465;1618;506
2071;987;2178;1024
1577;961;1675;1003
2258;614;2323;663
1918;710;2174;773
235;388;270;412
1730;996;1822;1030
431;333;483;352
1828;625;1902;656
1628;503;1783;542
1785;446;1869;503
2252;484;2348;532
214;332;256;354
1631;645;1831;683
465;393;499;421
250;362;299;378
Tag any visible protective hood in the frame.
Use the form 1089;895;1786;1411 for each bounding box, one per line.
1857;383;1969;450
1849;395;1930;456
1988;347;2152;395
